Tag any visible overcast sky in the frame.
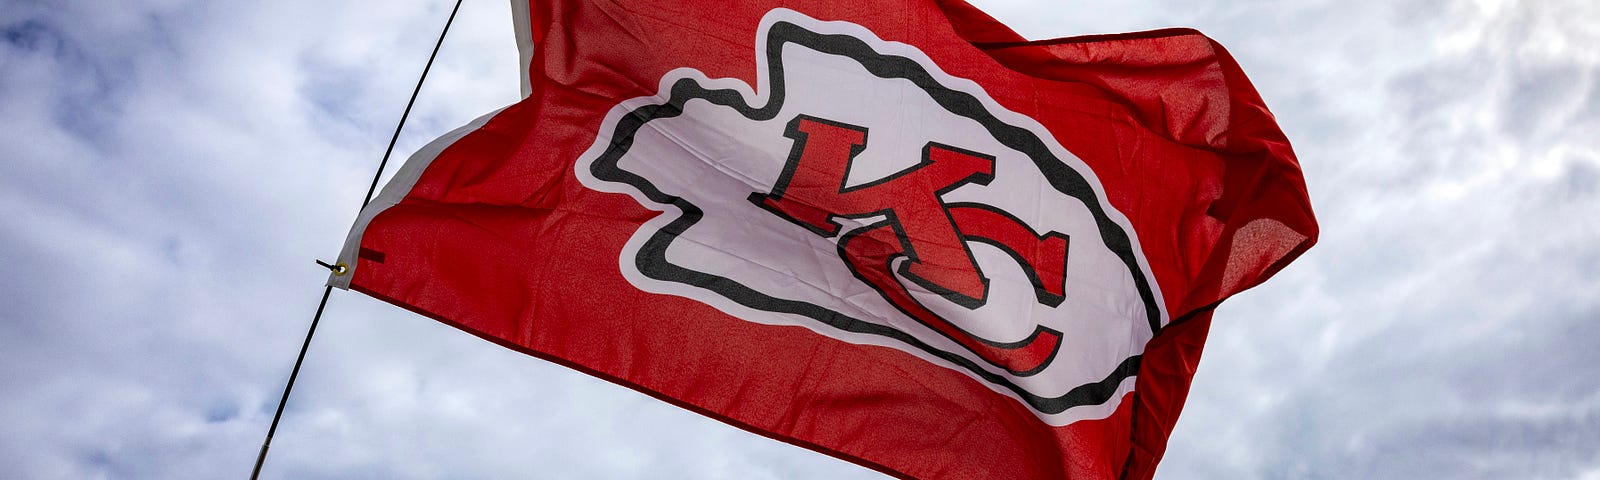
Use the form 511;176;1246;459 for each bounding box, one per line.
1;0;1597;478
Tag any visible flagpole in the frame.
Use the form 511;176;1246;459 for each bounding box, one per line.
250;0;465;477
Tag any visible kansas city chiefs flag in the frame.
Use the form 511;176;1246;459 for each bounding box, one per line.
330;0;1316;478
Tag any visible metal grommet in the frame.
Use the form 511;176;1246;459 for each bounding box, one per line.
316;259;349;276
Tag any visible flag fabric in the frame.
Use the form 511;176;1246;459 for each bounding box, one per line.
330;1;1317;478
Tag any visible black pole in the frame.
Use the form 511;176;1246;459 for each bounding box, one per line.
250;0;465;478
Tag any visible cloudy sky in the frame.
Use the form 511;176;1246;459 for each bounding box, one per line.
2;0;1597;478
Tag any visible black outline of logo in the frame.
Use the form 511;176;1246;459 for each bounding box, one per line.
587;19;1161;415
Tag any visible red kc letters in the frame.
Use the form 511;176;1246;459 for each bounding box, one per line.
750;115;1072;375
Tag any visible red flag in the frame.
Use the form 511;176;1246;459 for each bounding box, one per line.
331;1;1316;478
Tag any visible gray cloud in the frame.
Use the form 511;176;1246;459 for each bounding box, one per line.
1138;0;1600;478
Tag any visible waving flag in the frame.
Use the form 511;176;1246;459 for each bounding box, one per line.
330;1;1317;478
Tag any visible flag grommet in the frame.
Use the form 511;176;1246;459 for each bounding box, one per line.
316;259;349;276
